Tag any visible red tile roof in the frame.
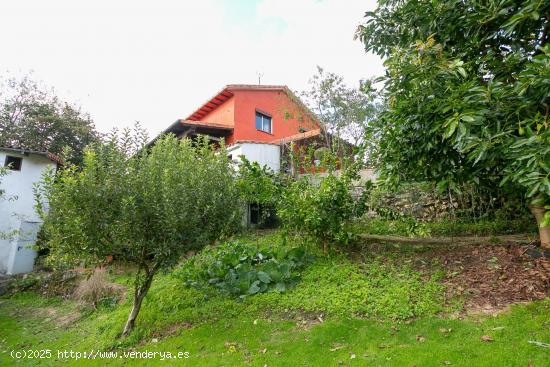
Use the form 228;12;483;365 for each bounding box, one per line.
185;84;292;121
270;129;322;144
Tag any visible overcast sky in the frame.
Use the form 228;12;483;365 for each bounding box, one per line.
0;0;383;136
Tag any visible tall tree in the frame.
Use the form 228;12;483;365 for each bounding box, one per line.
0;74;99;164
36;131;243;335
300;67;381;156
357;0;550;247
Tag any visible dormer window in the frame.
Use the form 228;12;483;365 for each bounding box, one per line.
255;111;272;134
4;156;22;171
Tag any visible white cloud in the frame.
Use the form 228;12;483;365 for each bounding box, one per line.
0;0;382;136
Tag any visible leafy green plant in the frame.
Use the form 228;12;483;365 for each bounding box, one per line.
36;131;243;336
236;157;288;227
178;242;314;299
277;162;365;248
358;0;550;245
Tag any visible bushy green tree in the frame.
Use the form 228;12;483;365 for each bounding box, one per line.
357;0;550;246
236;157;287;226
0;74;99;164
300;67;382;158
36;133;242;335
277;160;366;248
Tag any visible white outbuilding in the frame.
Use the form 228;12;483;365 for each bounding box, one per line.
0;146;60;275
227;141;281;173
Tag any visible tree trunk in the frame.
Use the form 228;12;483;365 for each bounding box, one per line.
529;205;550;250
122;271;155;337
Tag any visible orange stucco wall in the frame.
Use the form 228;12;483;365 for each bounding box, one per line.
198;97;235;127
231;90;317;144
195;89;317;145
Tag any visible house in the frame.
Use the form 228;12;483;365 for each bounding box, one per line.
159;84;324;173
0;146;60;274
156;84;359;226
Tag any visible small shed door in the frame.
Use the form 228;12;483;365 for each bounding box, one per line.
8;221;39;274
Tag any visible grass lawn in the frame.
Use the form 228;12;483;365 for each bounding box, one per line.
353;217;538;238
1;231;549;366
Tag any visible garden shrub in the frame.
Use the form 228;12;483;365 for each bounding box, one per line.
177;242;314;299
277;168;365;247
37;132;243;335
236;157;288;227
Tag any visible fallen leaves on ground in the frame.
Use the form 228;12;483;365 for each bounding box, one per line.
480;335;494;342
411;243;549;314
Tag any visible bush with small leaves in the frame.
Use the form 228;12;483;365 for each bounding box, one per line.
36;131;243;336
277;162;365;248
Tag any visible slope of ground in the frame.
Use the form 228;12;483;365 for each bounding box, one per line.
0;230;548;366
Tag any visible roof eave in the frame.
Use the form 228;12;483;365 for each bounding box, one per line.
0;146;62;164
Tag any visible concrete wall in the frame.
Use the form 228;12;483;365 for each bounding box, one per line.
299;168;377;185
228;142;281;173
0;150;55;274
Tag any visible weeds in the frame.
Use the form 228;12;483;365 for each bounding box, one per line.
73;268;124;309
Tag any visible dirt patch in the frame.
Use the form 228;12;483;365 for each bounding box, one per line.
355;241;549;315
437;244;549;314
291;314;324;331
22;306;82;328
141;321;193;344
158;321;193;337
55;312;81;327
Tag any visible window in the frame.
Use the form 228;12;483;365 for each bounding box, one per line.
4;156;22;171
255;111;272;134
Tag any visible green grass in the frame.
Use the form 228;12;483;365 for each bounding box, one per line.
0;230;548;366
249;258;446;319
355;217;537;237
1;294;548;366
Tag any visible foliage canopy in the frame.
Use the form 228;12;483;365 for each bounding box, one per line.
357;0;550;215
37;133;242;335
277;161;367;247
0;74;99;164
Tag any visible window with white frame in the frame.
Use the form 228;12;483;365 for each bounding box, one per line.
255;111;272;134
